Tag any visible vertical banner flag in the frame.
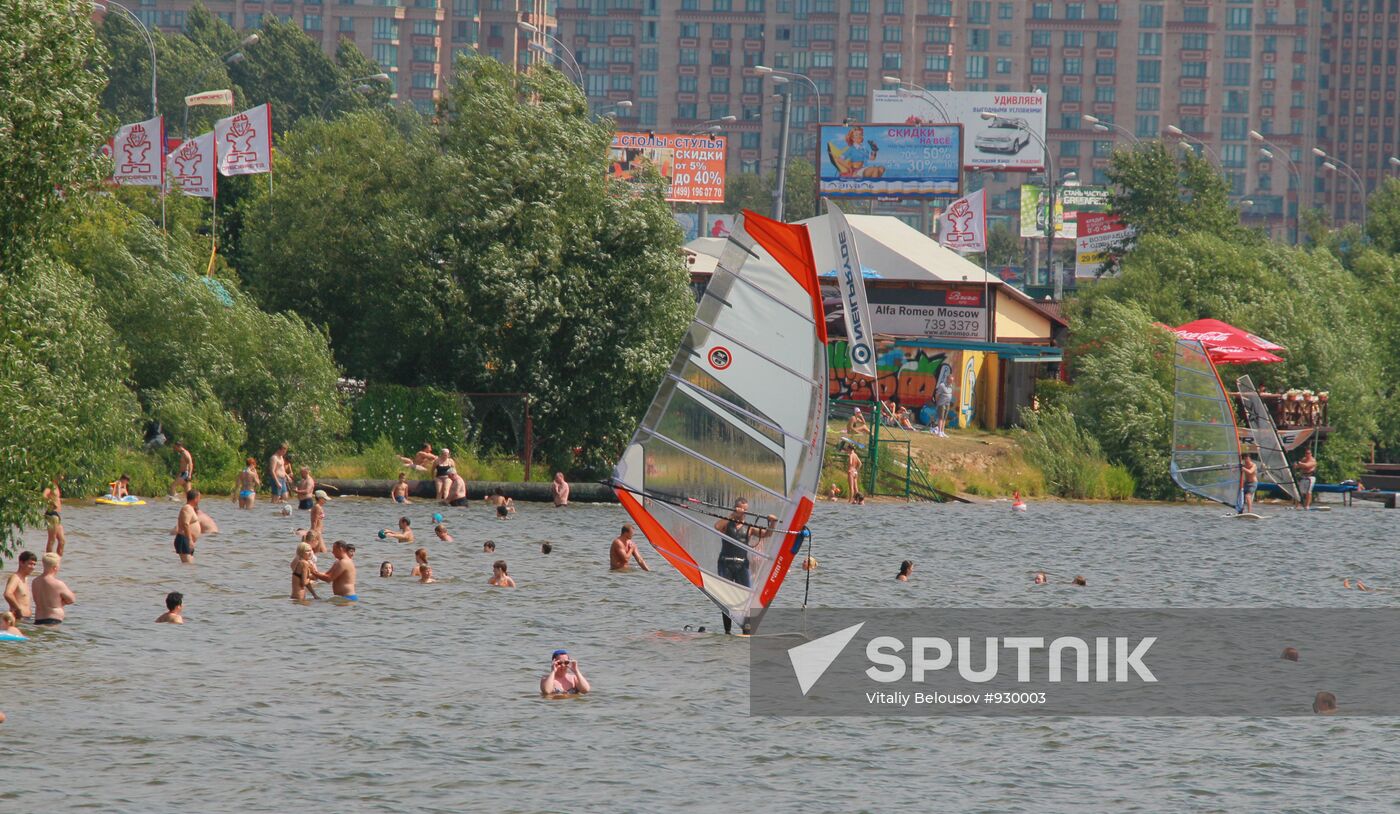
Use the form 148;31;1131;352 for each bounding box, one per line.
110;116;165;187
937;188;987;253
166;131;217;198
215;103;272;176
826;200;879;382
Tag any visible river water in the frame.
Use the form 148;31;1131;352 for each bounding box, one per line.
2;496;1396;812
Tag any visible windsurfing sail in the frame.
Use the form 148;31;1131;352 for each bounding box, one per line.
611;210;828;634
1171;339;1244;511
1236;374;1301;503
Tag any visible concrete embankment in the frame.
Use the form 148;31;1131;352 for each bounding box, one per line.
319;478;619;503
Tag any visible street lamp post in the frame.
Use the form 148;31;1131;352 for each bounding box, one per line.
686;116;734;230
1083;115;1140;144
771;78;794;221
96;2;157;118
881;76;952;124
1164;124;1220;164
518;21;585;90
182;34;261;139
983;111;1056;296
1313;147;1368;230
1248;130;1301;244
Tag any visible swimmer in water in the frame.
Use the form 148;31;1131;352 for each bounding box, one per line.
390;473;412;504
235;458;260;509
315;541;358;601
1342;578;1371;591
445;473;469;507
291;542;322;601
1033;571;1048;585
382;516;413;543
1071;575;1087;586
483;540;497;553
802;555;819;571
488;487;515;519
418;565;436;584
43;478;66;556
552;472;570;507
433;448;457;502
174;490;201;565
896;560;913;581
489;560;516;587
540;649;591;696
540;542;552;555
379;561;394;578
295;467;316;511
411;548;429;577
609;525;651;571
155;591;184;624
111;474;131;500
434;524;453;543
1;611;25;638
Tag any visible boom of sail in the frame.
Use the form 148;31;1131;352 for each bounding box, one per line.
1236;374;1300;503
611;210;828;634
1171;339;1244;511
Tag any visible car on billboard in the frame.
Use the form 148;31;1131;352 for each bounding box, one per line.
974;118;1031;154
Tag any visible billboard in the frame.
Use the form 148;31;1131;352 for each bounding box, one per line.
865;286;988;341
1075;213;1134;277
871;90;1048;172
1058;186;1111;240
610;132;727;204
1019;183;1060;238
818;123;961;199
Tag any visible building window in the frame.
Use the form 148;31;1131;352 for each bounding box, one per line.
1136;60;1160;83
339;16;355;32
967;28;988;50
1134;114;1158;138
639;74;656;97
373;43;397;65
1181;33;1207;51
1095;59;1115;75
1094;85;1115;103
925;54;949;71
1220;117;1248;140
1097;2;1117;21
612;74;632;91
411;72;437;89
373;17;398;38
1063;58;1082;75
713;0;732;10
1030;57;1049;74
710;76;729;93
996;58;1012;74
884;26;902;42
680;22;698;38
997;31;1012;46
1061;140;1080;156
678;103;697;119
245;12;263;27
1226;7;1252;30
304;14;323;30
1178;116;1203;133
678;76;697;92
1182;62;1206;79
412;19;438;35
813;51;833;67
1062;85;1081;102
1031;30;1050;47
1096;31;1116;48
1136;87;1159;111
1224;62;1250;86
1180;88;1206;106
412;45;437;61
965;55;987;78
882;52;903;70
1060;114;1078;129
849;51;868;68
1094;140;1112;156
679;49;698;65
998;2;1013;19
1221;144;1246;168
968;1;989;23
1223;90;1249;114
1183;7;1209;24
1066;3;1083;20
1224;35;1251;59
741;132;761;150
885;0;904;13
640;48;657;70
746;0;764;10
927;27;951;43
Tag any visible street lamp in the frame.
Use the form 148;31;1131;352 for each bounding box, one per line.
766;74;795;220
1247;129;1302;244
881;75;951;124
755;65;824;127
983;111;1057;296
1390;156;1400;169
1164;124;1219;163
95;2;157;118
1083;114;1139;143
519;21;584;90
597;100;633;117
526;41;582;85
1314;147;1368;228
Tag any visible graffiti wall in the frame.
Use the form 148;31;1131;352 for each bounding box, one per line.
829;341;998;428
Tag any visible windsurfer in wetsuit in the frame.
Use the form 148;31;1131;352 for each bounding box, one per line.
715;498;752;635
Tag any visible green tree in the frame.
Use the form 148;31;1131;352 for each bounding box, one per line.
1105;142;1250;242
1365;176;1400;254
239;58;693;474
983;222;1023;269
0;0;108;271
774;157;818;221
723;171;769;215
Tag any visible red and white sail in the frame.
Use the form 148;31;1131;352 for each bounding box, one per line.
612;210;828;634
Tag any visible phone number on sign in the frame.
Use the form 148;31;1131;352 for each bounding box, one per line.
923;318;981;336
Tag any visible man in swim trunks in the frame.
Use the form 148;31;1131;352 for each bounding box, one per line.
540;649;591;696
32;553;75;625
1296;448;1318;510
317;541;358;600
236;458;261;509
169;441;194;499
609;525;651;571
433;449;457;502
43;478;66;556
269;443;289;504
4;552;36;621
155;591;184;624
1241;454;1259;514
295;467;316;510
174;490;202;564
445;473;469;506
391;473;411;504
551;472;570;507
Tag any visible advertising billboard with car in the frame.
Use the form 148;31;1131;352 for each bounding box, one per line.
871;90;1047;172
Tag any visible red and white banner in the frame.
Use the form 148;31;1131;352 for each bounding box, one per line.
937;188;987;253
110;115;165;187
166;131;217;199
215;103;272;176
185;89;234;108
1074;212;1134;277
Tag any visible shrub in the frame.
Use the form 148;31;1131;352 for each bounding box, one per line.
350;383;465;453
1102;465;1137;501
1017;404;1113;499
146;383;247;491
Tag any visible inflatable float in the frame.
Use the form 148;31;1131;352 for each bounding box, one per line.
96;494;146;506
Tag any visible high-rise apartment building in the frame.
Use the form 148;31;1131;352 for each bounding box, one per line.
131;0;1398;238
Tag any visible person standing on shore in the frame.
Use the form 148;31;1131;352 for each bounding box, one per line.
552;472;570;507
236;458;261;509
1296;449;1318;510
174;490;202;564
609;525;651;571
43;478;66;556
32;553;75;625
169;442;194;499
269;443;290;504
4;552;36;621
934;378;954;437
846;445;862;505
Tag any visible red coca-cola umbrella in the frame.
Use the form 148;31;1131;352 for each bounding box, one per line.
1171;318;1285;365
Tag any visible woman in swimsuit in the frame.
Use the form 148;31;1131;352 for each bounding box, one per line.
433;449;457;502
43;478;66;556
291;543;322;601
540;649;591;696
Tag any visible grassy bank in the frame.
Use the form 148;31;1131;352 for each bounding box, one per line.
822;418;1134;501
